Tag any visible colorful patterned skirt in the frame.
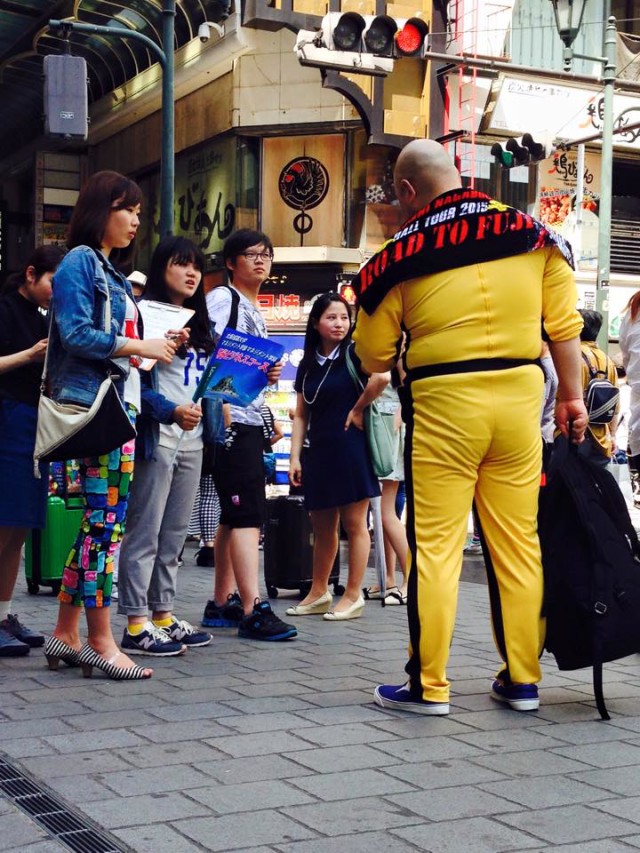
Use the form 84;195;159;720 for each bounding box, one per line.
59;411;136;609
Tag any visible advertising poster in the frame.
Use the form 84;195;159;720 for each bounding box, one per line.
536;148;601;271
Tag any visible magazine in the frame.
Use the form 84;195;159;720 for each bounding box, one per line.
198;328;284;407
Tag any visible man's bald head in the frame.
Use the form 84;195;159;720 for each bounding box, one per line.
394;140;461;217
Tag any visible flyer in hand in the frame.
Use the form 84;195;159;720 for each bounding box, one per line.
199;328;284;407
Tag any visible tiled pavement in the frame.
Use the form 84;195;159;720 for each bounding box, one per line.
2;491;640;852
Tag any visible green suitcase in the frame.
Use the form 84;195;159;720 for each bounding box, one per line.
25;496;83;595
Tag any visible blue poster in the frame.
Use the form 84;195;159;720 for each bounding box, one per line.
200;328;284;407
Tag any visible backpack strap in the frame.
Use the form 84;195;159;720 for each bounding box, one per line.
344;344;365;392
221;285;240;331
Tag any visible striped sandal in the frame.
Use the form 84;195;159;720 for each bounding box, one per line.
44;636;82;670
78;643;152;680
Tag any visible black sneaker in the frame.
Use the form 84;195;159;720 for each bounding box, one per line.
238;600;298;641
1;614;45;648
195;546;215;567
202;592;243;628
121;622;186;656
161;617;212;647
0;625;30;657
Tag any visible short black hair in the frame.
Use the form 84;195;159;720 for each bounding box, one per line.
578;309;603;342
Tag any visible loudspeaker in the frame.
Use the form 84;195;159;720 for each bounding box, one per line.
43;55;88;139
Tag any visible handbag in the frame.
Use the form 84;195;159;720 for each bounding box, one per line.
344;346;398;478
33;282;136;475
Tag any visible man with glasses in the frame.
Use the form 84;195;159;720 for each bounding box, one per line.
201;229;297;641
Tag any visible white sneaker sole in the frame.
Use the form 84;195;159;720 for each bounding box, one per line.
374;687;449;716
491;691;539;711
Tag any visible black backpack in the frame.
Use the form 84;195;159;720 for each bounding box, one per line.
581;350;619;425
539;436;640;719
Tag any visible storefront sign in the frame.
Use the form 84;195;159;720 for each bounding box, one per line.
257;293;303;325
262;136;344;247
489;76;640;150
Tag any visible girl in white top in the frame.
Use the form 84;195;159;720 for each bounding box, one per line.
117;236;216;656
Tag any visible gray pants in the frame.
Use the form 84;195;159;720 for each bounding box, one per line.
117;445;201;616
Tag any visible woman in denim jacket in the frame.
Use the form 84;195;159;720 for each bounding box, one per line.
44;171;180;681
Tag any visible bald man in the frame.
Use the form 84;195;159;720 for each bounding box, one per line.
353;139;587;715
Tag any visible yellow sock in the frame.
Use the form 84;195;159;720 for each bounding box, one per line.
127;623;146;636
152;617;173;628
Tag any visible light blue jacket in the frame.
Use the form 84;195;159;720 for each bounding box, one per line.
48;246;135;406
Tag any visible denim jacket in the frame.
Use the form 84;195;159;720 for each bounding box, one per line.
47;246;135;406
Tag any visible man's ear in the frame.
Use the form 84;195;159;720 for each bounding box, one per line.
397;178;416;205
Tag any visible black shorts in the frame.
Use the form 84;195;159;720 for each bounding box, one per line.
210;422;266;528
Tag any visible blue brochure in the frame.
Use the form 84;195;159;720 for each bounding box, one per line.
199;328;284;407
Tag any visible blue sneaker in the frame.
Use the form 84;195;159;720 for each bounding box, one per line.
161;617;212;648
238;600;297;641
202;592;243;628
121;622;186;657
0;625;30;658
1;614;44;648
491;680;539;711
374;683;449;716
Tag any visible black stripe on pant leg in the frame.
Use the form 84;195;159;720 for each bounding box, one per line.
473;503;510;682
403;381;423;697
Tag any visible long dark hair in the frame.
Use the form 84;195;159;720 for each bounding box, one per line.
142;236;214;355
67;170;142;266
1;244;66;294
300;291;353;375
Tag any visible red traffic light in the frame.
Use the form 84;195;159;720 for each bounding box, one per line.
396;18;429;56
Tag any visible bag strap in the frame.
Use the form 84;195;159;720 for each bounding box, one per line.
344;344;365;392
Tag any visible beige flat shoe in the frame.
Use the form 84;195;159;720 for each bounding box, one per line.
286;590;333;616
323;595;365;621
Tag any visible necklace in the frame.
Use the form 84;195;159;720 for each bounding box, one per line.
302;358;334;406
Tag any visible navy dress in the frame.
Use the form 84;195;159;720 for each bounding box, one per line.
294;343;380;511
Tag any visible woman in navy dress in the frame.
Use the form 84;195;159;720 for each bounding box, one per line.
288;292;387;620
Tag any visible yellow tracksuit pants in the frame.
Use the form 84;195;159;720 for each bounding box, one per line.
404;365;545;703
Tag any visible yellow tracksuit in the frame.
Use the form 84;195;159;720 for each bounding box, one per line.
353;247;582;702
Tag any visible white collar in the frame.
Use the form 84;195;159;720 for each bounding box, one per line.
315;344;341;366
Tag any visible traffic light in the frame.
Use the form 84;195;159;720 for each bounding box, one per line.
491;134;553;168
294;12;429;76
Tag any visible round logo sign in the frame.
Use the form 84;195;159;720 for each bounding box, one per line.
278;157;329;211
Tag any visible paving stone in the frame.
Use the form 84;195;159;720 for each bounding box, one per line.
471;748;595;777
0;811;52;850
392;815;542;852
281;796;424;836
550;740;640;769
274;832;422;853
590;794;640;825
20;751;133;779
383;757;509;789
174;810;317;851
188;779;315;813
113;823;210;852
63;709;162;731
114;741;225;769
0;719;74;742
452;728;569;752
145;701;242;722
568;764;640;796
529;720;640;744
1;701;86;721
0;739;57;759
500;803;640;843
96;764;213;796
207;731;316;759
214;712;316;735
41;729;146;754
14;842;66;852
479;775;619;809
129;719;235;743
288;768;416;801
532;843;640;853
287;722;394;747
389;784;528;821
283;743;399;773
82;792;211;828
42;774;116;804
194;754;312;785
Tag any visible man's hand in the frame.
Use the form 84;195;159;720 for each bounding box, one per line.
28;339;48;362
555;397;588;444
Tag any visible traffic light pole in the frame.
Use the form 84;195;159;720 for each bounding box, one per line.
49;0;176;237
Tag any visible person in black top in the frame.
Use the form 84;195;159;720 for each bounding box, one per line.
0;244;65;656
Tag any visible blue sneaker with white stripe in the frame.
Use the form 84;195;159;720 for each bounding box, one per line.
491;680;539;711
